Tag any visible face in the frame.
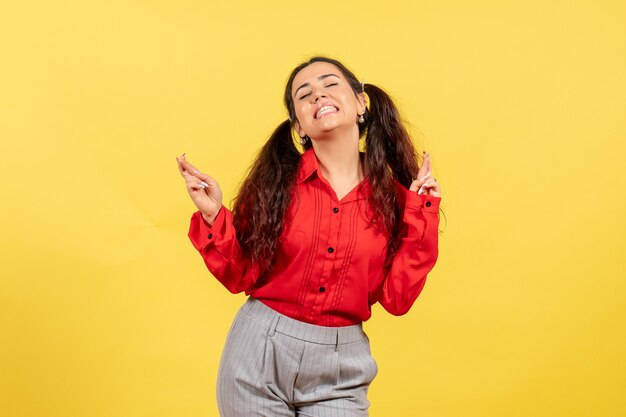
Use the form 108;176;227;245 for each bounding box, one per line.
290;61;365;140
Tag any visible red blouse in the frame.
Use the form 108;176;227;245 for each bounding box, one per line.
188;148;441;327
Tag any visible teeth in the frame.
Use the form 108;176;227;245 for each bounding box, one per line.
316;105;337;118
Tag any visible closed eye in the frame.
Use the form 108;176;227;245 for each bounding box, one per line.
298;83;337;100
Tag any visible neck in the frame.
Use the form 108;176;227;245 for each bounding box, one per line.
310;125;363;184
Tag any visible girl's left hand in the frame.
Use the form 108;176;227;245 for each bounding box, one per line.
409;152;441;198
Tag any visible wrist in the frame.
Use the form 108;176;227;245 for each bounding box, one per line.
201;211;218;226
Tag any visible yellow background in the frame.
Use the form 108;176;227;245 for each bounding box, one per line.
1;1;625;416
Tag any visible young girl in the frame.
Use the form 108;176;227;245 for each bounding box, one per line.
177;56;441;417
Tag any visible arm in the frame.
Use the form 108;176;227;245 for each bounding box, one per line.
188;206;262;294
176;153;261;294
375;190;440;315
375;151;442;315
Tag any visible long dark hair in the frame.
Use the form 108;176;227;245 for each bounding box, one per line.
233;56;422;271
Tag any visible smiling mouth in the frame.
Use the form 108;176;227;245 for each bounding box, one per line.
315;105;339;119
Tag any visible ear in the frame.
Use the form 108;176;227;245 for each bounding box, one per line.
293;119;306;138
357;92;367;115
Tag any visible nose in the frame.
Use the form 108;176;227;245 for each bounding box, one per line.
313;90;327;102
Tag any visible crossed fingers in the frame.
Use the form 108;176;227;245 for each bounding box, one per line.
409;151;441;197
176;153;211;191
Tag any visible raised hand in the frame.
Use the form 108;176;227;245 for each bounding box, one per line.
176;153;223;225
409;151;441;198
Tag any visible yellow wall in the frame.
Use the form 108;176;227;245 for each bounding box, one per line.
1;1;625;416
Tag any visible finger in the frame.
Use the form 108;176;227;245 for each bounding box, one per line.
185;176;209;188
417;151;429;179
176;153;195;177
421;179;441;196
186;178;210;193
418;175;440;195
424;152;434;179
419;152;432;180
409;174;431;192
177;160;200;182
178;157;199;175
176;158;187;177
178;158;213;182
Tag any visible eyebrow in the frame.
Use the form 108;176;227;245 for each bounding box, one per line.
293;73;340;97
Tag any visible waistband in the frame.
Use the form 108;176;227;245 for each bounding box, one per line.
239;297;366;346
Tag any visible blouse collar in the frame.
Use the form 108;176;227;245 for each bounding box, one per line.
295;148;371;203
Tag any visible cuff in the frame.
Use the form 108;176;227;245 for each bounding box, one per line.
187;206;227;252
404;191;441;213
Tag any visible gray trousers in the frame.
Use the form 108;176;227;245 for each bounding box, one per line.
217;297;378;417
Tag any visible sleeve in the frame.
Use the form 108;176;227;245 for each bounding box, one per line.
374;187;441;316
187;206;262;294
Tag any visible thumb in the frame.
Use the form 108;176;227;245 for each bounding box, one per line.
409;174;430;192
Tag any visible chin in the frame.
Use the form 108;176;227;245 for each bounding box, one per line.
318;119;352;133
311;127;341;139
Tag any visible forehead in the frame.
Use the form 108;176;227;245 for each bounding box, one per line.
291;61;345;93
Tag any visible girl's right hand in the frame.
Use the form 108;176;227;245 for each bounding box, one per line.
176;153;223;225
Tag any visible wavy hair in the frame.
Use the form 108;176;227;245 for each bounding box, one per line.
233;56;423;271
